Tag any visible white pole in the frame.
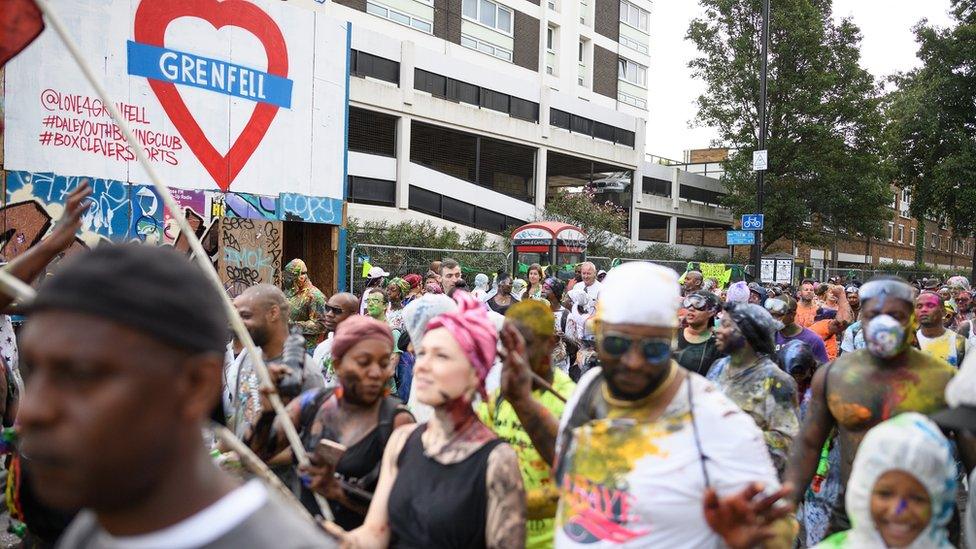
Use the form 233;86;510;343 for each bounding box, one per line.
31;0;333;521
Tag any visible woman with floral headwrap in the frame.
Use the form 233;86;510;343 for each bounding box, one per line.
329;293;526;548
386;277;410;332
402;273;423;305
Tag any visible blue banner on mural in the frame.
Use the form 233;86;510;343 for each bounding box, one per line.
127;41;293;108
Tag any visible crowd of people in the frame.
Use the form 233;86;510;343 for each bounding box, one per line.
0;189;975;548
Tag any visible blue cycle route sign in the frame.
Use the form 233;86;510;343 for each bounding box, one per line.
727;231;756;246
741;214;764;231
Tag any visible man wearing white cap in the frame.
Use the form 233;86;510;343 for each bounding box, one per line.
503;262;792;547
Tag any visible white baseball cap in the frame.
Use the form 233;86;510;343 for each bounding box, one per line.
366;266;390;279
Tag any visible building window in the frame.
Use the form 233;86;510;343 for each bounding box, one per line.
931;234;938;249
415;68;447;97
462;0;513;34
643;176;671;197
578;39;585;63
619;35;649;55
618;58;647;87
887;222;894;241
638;212;669;242
618;91;647;109
447;78;480;105
348;107;397;157
619;0;649;32
910;228;916;245
350;50;400;84
348;176;396;206
461;34;513;62
897;225;904;243
547;26;555;51
366;1;433;34
410;121;535;202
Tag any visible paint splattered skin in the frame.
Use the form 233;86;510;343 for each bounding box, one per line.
287;285;328;351
706;356;799;477
824;348;954;487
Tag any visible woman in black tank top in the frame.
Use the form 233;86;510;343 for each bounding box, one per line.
327;293;526;548
247;316;414;530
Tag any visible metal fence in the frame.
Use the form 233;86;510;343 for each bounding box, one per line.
349;244;509;296
802;266;971;284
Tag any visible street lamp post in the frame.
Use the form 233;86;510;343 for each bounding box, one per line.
753;0;770;280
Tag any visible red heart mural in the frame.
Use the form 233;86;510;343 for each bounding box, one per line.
134;0;289;192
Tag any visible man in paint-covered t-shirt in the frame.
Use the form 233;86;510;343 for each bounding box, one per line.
548;263;791;548
915;291;966;368
480;300;576;549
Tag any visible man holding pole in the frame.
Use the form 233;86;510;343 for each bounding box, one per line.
17;244;333;548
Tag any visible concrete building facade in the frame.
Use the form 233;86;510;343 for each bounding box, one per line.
291;0;732;257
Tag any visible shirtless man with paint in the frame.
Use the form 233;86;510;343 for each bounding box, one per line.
785;277;974;536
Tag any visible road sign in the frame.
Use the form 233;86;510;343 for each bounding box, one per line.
726;230;756;245
753;149;768;171
741;214;764;230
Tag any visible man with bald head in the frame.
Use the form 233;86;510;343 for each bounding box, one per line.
683;270;704;296
313;292;360;386
578;261;602;301
226;284;325;438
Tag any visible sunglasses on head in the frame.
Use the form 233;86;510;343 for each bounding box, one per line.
682;295;712;311
598;333;672;363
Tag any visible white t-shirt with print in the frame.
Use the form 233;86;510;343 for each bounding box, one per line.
554;369;780;548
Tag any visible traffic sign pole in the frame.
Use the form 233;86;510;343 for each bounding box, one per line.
753;0;770;280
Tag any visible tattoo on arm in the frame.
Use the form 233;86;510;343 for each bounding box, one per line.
485;444;527;549
511;398;559;467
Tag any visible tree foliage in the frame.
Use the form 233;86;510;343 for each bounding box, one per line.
540;186;629;253
884;0;976;269
688;0;891;252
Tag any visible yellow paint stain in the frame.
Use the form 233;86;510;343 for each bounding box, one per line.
571;414;689;485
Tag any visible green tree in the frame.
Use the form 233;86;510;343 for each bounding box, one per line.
540;186;629;255
884;0;976;274
688;0;891;260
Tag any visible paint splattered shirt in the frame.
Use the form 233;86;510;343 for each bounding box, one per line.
478;369;576;549
286;284;328;352
706;356;799;477
553;368;780;548
916;329;966;368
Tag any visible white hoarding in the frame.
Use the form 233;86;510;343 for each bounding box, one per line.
3;0;348;199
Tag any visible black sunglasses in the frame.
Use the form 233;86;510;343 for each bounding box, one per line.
598;333;672;362
325;305;344;315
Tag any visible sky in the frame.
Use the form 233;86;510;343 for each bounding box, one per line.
644;0;955;161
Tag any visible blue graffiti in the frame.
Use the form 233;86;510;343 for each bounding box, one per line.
279;193;342;224
224;192;277;220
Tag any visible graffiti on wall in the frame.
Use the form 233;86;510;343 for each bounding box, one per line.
218;218;282;297
279;193;342;224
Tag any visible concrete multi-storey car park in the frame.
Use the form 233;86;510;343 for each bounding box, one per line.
291;0;732;256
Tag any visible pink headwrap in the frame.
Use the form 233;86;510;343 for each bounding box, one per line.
426;291;497;399
331;315;394;361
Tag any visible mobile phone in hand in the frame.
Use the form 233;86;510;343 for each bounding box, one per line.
315;439;347;468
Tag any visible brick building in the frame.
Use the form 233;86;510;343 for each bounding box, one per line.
682;149;976;273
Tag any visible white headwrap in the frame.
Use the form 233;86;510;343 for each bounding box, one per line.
841;412;956;548
596;262;679;327
726;281;750;304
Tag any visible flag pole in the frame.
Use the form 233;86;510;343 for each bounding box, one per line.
30;0;333;521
